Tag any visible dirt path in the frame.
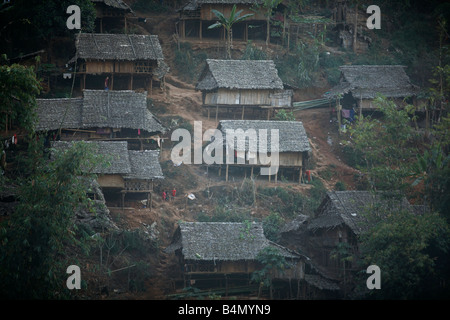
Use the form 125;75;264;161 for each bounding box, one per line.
296;108;359;189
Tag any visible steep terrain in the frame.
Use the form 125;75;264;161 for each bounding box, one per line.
84;11;362;299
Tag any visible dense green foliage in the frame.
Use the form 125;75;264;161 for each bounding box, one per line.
0;141;104;299
343;95;450;299
358;209;450;299
0;0;95;56
0;63;41;132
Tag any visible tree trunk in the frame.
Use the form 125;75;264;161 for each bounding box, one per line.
227;27;232;59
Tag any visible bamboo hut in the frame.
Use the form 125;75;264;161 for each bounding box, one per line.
197;59;293;120
177;0;269;42
51;141;163;207
35;90;165;150
68;33;169;95
323;65;421;120
91;0;134;33
210;119;310;183
165;221;304;297
282;190;415;282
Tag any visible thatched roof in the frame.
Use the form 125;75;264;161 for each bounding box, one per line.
91;0;133;11
125;150;164;180
82;90;165;133
165;222;300;261
36;90;165;134
69;33;169;77
323;65;420;99
34;98;83;132
51;141;132;175
217;120;311;153
73;33;164;61
51;141;163;180
196;59;284;91
304;274;340;291
308;190;414;235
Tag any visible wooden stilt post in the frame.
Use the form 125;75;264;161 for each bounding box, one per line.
275;169;278;184
147;192;152;212
251;166;254;178
218;166;222;177
299;167;302;184
225;164;229;182
215;104;218;122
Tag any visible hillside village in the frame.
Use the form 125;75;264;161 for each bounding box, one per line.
0;0;449;301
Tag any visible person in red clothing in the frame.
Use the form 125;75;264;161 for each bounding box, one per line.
172;188;176;198
162;191;167;201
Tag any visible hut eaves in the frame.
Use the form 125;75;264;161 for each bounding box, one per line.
217;120;311;153
168;222;300;261
196;59;284;91
323;65;420;100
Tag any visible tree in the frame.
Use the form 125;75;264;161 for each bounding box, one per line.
251;246;286;299
358;209;450;299
208;5;254;59
0;0;95;57
345;96;418;192
0;141;105;299
0;62;41;133
343;95;450;299
261;0;283;47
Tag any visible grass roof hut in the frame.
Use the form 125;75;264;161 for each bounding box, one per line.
69;33;169;95
323;65;420;112
285;190;414;281
51;141;163;207
209;119;310;183
91;0;134;33
36;90;165;150
165;221;305;297
196;59;292;120
177;0;269;42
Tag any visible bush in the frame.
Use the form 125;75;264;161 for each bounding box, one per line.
263;212;284;242
241;41;267;60
335;181;347;191
173;42;207;83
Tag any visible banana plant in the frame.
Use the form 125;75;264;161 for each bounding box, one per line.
208;4;254;59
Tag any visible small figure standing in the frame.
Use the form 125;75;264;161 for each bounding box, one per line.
172;188;176;198
162;190;167;201
105;76;109;91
